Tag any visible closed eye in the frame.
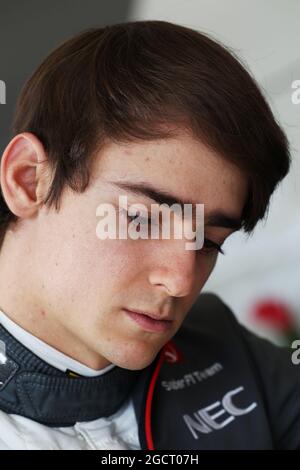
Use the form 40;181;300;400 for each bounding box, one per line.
125;210;226;255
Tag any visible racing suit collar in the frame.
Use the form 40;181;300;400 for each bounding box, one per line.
0;324;141;426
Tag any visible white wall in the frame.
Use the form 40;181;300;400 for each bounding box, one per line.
129;0;300;339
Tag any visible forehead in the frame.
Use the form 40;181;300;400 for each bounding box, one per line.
92;132;248;218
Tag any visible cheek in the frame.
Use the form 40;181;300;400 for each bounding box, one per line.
67;236;138;295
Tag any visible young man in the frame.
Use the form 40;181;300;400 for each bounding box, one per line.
0;20;298;450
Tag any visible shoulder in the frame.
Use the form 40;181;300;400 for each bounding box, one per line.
179;291;246;346
180;291;296;378
178;292;300;449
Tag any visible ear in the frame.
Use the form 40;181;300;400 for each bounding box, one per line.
0;132;52;218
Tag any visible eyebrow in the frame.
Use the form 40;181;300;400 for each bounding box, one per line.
110;180;242;231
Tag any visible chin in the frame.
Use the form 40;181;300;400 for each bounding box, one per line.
105;341;161;371
116;357;157;371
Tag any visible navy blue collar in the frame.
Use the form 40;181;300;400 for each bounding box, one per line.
0;324;141;426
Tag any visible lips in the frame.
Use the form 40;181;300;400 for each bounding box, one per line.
125;308;173;322
123;309;172;333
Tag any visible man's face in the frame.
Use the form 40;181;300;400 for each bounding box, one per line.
31;131;247;370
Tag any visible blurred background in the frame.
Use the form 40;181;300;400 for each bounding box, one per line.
0;0;299;344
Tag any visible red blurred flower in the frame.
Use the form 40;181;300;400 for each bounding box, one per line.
253;299;294;332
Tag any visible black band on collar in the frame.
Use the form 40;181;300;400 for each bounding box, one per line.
0;325;141;427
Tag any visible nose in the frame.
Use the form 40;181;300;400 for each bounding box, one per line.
148;237;199;298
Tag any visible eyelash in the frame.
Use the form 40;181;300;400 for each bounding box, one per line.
125;212;226;256
202;239;225;256
127;213;152;225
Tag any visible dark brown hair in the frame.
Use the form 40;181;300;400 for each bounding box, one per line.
0;20;291;247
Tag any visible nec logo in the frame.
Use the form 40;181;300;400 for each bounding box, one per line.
183;385;257;439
